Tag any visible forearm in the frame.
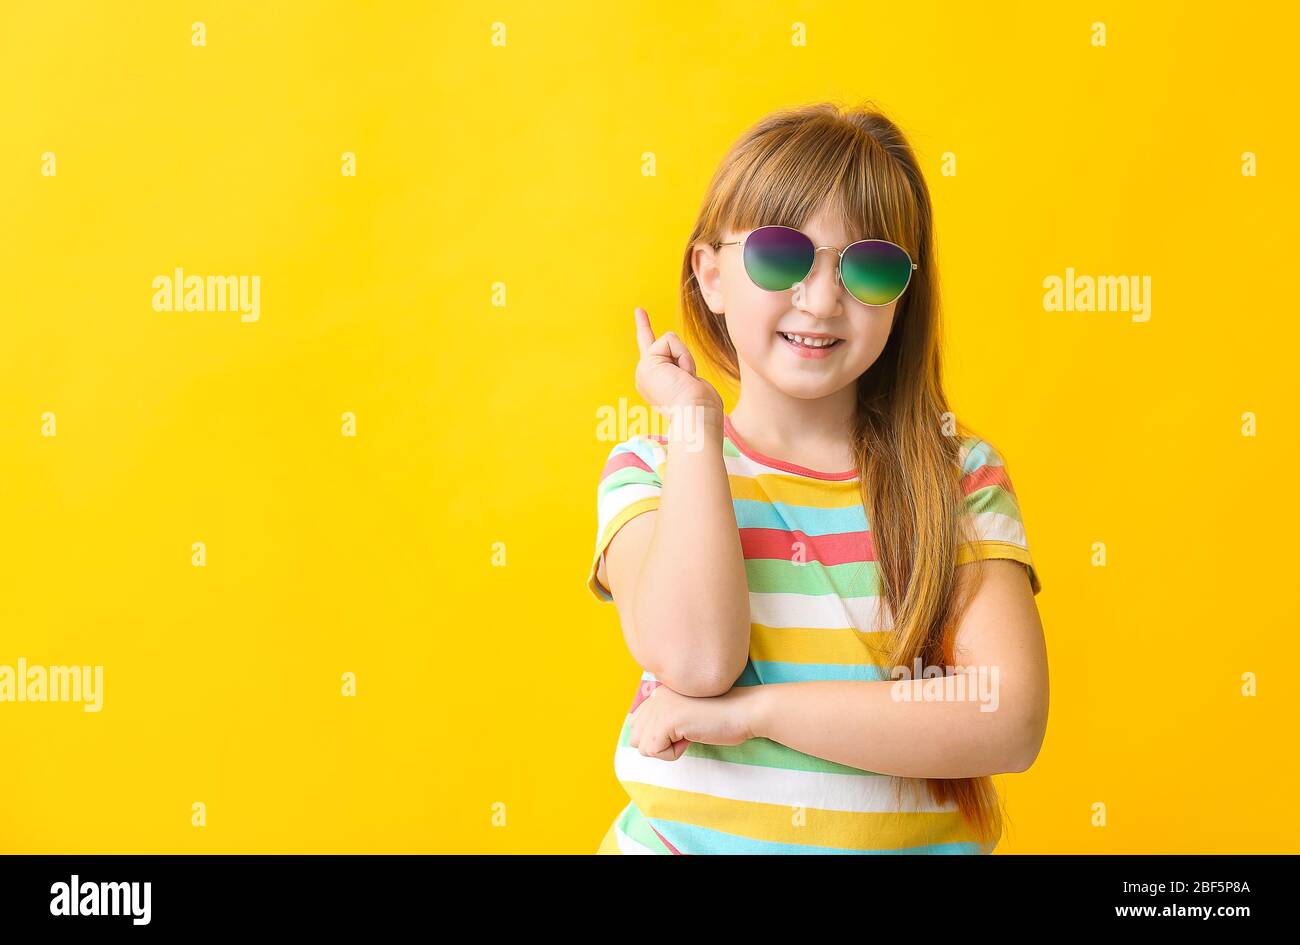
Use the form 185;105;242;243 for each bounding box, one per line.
748;674;1042;779
633;406;750;694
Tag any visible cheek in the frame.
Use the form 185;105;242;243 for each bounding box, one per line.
722;287;787;348
841;305;896;364
725;268;777;314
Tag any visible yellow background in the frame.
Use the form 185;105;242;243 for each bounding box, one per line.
1;1;1295;853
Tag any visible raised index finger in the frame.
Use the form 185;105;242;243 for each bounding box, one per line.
634;306;656;353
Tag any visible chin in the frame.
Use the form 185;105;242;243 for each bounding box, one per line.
767;371;842;400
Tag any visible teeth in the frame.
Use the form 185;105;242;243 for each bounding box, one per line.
781;332;838;348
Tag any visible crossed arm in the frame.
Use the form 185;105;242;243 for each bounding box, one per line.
746;558;1049;778
625;557;1050;779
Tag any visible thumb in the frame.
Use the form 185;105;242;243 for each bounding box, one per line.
660;332;697;376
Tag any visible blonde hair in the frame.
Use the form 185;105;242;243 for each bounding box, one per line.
680;100;1005;846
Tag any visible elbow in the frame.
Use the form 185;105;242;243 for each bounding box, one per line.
644;644;747;698
1003;703;1049;774
1005;745;1039;775
633;612;750;698
649;657;740;698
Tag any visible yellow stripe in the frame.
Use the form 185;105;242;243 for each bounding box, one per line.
623;781;977;850
727;473;860;508
750;624;893;665
956;540;1040;594
956;539;1029;566
588;497;660;598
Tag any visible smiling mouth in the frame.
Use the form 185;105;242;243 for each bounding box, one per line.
777;331;843;350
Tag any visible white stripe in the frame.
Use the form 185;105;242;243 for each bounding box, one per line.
597;482;660;534
726;434;997;480
614;822;658;854
748;591;891;633
724;451;857;480
615;746;957;814
728;437;998;480
965;511;1027;547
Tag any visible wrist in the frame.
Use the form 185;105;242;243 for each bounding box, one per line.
743;684;773;741
662;402;723;449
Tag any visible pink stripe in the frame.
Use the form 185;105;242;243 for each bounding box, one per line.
723;414;858;481
739;526;873;566
628;679;659;713
962;463;1014;496
601;450;653;480
649;824;685;855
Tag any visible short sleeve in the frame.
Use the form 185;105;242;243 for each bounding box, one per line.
955;437;1042;596
586;434;667;602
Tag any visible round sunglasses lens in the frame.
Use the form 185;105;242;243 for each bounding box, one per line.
841;240;914;305
743;226;814;291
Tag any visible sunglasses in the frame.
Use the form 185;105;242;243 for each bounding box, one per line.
716;225;918;307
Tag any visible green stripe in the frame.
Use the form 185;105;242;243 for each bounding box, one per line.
618;717;884;777
599;464;661;495
620;804;671;852
964;484;1021;519
743;558;881;596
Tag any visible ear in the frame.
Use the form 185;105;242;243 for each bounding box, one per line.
691;242;726;315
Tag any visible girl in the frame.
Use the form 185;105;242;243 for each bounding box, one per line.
587;101;1048;855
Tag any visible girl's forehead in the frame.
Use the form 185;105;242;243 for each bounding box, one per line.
802;222;855;245
803;203;859;242
729;199;863;245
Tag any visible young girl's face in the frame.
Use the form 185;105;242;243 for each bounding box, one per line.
696;201;900;401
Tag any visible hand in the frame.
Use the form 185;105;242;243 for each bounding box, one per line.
628;680;758;761
633;307;724;416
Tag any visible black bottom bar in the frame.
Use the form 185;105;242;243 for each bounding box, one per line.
0;853;1282;931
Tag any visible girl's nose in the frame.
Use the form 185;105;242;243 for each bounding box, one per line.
797;249;844;310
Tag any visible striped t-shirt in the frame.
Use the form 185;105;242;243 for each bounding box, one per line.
586;413;1041;855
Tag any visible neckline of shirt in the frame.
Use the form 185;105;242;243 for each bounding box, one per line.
722;413;860;481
